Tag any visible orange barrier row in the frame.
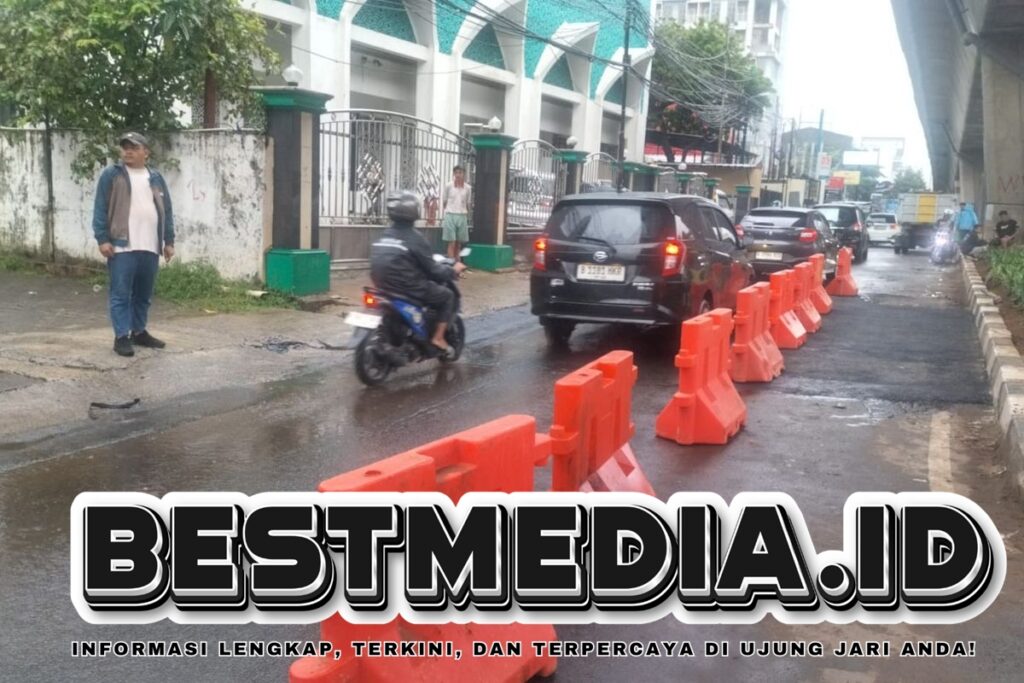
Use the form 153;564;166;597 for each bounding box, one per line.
548;351;655;495
826;246;859;297
290;416;557;683
730;282;784;383
768;270;808;349
793;262;823;333
656;309;747;445
808;254;834;314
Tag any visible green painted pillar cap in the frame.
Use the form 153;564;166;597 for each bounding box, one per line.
675;173;693;182
735;184;754;194
703;178;721;187
555;149;590;163
252;86;332;112
472;133;518;150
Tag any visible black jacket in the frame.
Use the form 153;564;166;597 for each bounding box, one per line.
369;222;455;298
996;219;1019;239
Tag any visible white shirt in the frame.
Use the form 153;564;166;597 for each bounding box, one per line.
443;183;471;215
115;166;160;254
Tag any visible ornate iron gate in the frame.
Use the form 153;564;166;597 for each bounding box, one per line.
319;110;475;262
507;139;564;233
655;169;680;193
581;152;617;190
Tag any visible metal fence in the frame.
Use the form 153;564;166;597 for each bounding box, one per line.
507;139;563;233
319;110;475;261
654;170;680;194
581;152;617;191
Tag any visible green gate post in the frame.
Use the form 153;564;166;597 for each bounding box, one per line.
704;177;721;200
556;149;589;196
675;172;693;195
735;184;754;223
467;133;517;271
254;86;332;294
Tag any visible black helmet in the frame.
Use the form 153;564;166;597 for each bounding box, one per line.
386;191;420;223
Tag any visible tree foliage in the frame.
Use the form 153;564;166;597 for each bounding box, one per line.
648;21;774;140
0;0;278;174
892;167;929;194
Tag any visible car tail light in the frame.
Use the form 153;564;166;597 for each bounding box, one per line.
890;223;898;230
533;237;547;270
799;228;817;243
734;224;745;239
363;292;378;308
662;239;686;277
852;221;863;232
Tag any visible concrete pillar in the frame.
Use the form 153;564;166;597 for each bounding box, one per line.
981;38;1024;233
735;184;754;223
470;133;516;246
418;52;460;133
255;87;332;250
309;17;349;109
557;149;589;195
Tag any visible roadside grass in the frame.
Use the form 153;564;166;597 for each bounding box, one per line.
153;262;297;312
987;248;1024;304
0;249;45;273
0;249;296;312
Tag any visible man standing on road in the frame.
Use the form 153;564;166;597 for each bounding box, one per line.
92;133;175;357
442;165;471;261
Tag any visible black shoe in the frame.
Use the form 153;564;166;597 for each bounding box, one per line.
114;336;134;357
132;330;165;349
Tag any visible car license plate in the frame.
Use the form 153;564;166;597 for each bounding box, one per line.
757;252;784;261
344;311;382;329
577;264;626;282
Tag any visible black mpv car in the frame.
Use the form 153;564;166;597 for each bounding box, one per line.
814;202;871;263
741;206;839;279
530;193;755;346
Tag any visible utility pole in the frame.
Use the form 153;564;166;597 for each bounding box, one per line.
617;0;632;191
813;108;825;177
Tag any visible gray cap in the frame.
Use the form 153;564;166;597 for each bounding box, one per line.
118;132;149;148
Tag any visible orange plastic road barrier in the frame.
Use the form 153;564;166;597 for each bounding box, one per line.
825;246;859;297
792;262;823;333
290;415;557;683
768;270;808;349
656;309;747;445
808;254;834;314
730;282;784;383
548;350;654;495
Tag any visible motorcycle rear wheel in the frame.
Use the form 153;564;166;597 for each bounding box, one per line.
355;333;392;386
440;316;466;364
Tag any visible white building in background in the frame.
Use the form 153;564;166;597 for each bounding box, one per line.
655;0;787;168
249;0;656;161
857;137;907;180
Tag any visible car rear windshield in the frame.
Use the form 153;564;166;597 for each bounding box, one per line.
548;202;672;245
871;214;896;223
744;210;806;228
817;206;857;227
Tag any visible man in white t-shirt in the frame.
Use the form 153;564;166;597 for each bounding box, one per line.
442;166;472;260
92;133;176;357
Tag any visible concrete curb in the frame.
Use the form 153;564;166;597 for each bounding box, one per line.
961;258;1024;496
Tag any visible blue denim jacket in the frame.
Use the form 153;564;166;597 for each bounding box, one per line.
91;163;175;248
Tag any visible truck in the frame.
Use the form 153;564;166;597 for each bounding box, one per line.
893;192;958;254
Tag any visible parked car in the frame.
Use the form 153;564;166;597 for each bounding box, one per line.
508;168;556;227
739;207;839;279
814;202;871;263
530;192;754;346
868;212;900;244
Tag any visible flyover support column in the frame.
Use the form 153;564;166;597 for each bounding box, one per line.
981;38;1024;235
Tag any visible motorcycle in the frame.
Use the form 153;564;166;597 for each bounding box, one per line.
929;228;959;265
345;250;469;386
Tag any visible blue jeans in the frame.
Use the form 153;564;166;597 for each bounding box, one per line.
108;251;159;338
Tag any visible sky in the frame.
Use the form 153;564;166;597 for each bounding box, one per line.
778;0;933;185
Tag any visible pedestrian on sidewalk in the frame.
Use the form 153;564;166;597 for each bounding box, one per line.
442;165;472;261
955;201;980;243
991;210;1020;248
91;132;175;357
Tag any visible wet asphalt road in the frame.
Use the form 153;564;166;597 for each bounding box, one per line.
3;248;1024;682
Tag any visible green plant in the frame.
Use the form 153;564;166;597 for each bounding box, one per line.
988;248;1024;304
0;249;42;272
0;0;279;177
155;261;296;312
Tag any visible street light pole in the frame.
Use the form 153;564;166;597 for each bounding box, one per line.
617;0;632;191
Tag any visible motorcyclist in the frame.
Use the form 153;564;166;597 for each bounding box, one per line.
370;191;467;356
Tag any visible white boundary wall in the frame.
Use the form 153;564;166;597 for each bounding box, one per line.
0;129;268;281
